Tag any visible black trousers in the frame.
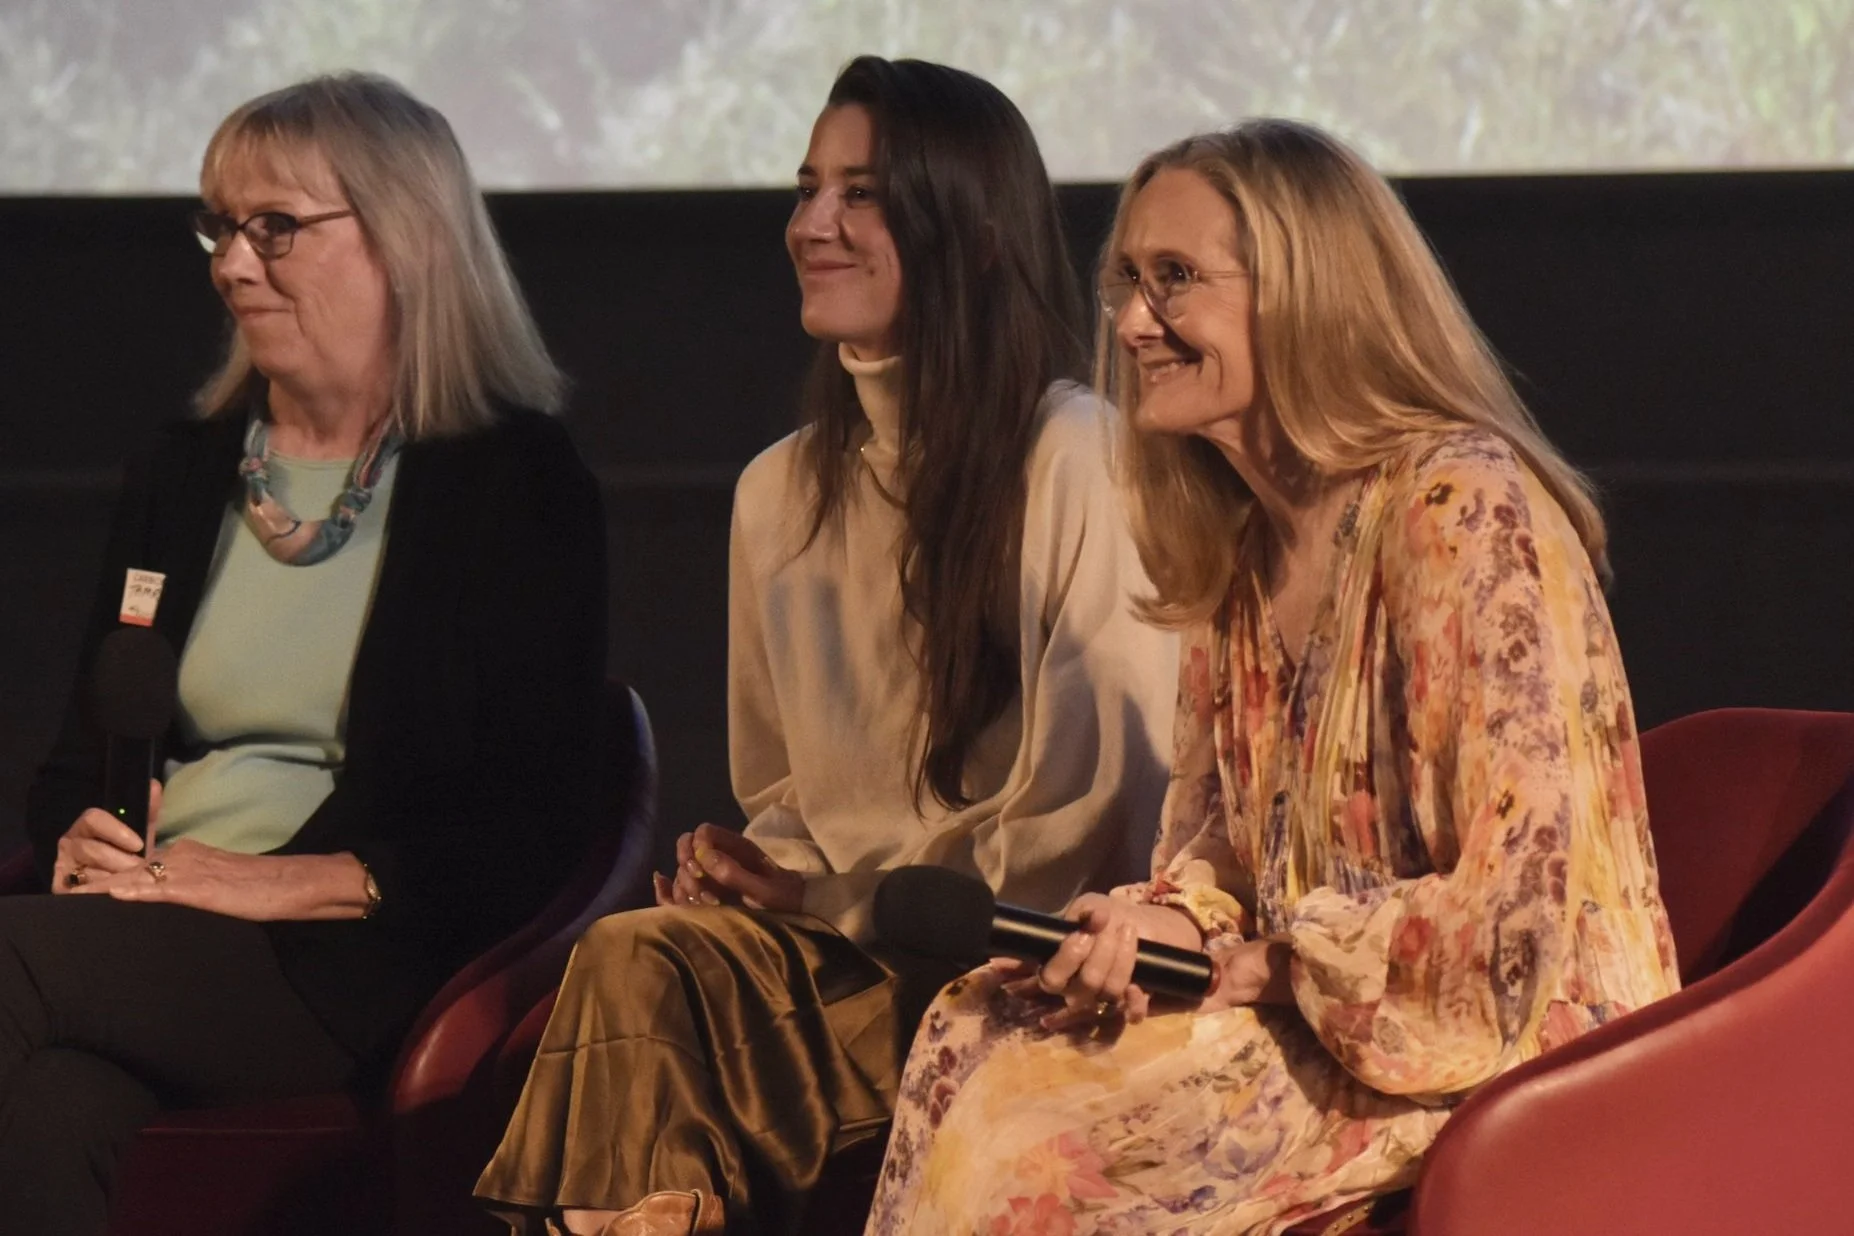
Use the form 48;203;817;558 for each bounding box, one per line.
0;895;356;1236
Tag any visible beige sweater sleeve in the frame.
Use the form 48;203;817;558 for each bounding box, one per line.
727;472;832;877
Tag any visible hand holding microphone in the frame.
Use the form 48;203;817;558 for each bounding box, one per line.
874;867;1214;1030
52;790;158;893
53;627;178;894
1009;893;1210;1029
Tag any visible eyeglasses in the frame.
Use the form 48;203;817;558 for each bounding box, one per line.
191;208;355;260
1098;259;1250;321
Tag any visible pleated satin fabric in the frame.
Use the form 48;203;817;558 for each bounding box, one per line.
475;906;959;1235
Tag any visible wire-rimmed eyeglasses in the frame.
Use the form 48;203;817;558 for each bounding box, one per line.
1098;259;1250;321
192;208;355;260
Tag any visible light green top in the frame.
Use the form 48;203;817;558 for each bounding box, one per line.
157;451;398;854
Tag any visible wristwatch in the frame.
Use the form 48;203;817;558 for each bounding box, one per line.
359;863;383;919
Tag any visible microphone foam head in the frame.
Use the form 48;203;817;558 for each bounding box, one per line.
88;627;179;740
873;866;996;964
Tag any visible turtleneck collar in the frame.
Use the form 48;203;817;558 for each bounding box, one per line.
839;344;902;464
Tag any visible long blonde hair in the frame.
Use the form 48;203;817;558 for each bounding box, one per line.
196;73;562;438
1097;120;1606;626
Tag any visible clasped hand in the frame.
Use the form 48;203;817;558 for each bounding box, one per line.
653;822;804;915
1003;892;1295;1032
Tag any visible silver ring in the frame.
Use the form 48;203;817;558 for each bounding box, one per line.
146;860;168;882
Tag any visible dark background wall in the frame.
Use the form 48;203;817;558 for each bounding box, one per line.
3;172;1851;862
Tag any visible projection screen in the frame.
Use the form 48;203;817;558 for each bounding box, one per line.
4;0;1850;193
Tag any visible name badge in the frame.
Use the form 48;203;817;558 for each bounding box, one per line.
120;569;166;627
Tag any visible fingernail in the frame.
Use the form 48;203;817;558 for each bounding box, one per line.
1120;924;1136;941
699;892;720;906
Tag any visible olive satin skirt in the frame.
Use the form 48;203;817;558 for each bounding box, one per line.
475;905;959;1235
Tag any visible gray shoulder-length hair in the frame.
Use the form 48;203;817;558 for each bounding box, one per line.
196;72;563;437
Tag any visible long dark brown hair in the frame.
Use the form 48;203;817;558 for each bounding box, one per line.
796;56;1087;811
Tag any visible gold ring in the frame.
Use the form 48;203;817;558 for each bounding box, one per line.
146;860;168;882
66;866;88;888
1094;1000;1114;1019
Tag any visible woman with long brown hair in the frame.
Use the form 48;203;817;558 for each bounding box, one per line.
865;119;1679;1235
475;57;1177;1236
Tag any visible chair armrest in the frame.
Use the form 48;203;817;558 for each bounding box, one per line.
1412;777;1854;1236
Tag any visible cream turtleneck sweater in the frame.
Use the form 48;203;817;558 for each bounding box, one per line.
728;346;1178;944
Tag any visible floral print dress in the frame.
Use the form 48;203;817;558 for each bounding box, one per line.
865;431;1680;1235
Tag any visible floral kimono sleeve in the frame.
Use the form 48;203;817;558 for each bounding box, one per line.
1118;626;1253;945
1286;440;1588;1101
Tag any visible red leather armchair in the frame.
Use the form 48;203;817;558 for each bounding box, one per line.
1;679;659;1236
1291;706;1854;1234
1402;707;1854;1236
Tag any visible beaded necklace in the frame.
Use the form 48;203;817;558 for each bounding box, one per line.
239;415;401;566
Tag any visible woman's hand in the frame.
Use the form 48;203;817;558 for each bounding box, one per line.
1004;894;1204;1032
1197;938;1296;1014
651;822;804;914
69;838;374;922
51;780;159;893
654;827;727;908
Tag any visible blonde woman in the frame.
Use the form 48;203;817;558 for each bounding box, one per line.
866;120;1680;1235
16;74;603;1235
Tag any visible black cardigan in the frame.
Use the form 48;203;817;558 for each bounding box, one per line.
26;407;607;1069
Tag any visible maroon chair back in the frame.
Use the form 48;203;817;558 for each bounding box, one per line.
92;679;658;1236
1407;708;1854;1236
387;680;659;1233
1637;707;1854;981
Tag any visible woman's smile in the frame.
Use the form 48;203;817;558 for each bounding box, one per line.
1140;354;1201;386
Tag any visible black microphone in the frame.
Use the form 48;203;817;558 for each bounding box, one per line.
87;626;179;856
873;866;1213;1001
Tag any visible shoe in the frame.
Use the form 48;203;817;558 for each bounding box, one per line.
596;1190;724;1236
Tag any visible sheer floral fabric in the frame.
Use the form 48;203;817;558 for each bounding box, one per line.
866;432;1680;1235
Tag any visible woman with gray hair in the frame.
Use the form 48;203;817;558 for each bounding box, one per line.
12;73;605;1234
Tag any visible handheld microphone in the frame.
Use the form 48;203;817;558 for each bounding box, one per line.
873;866;1214;1001
87;627;179;856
